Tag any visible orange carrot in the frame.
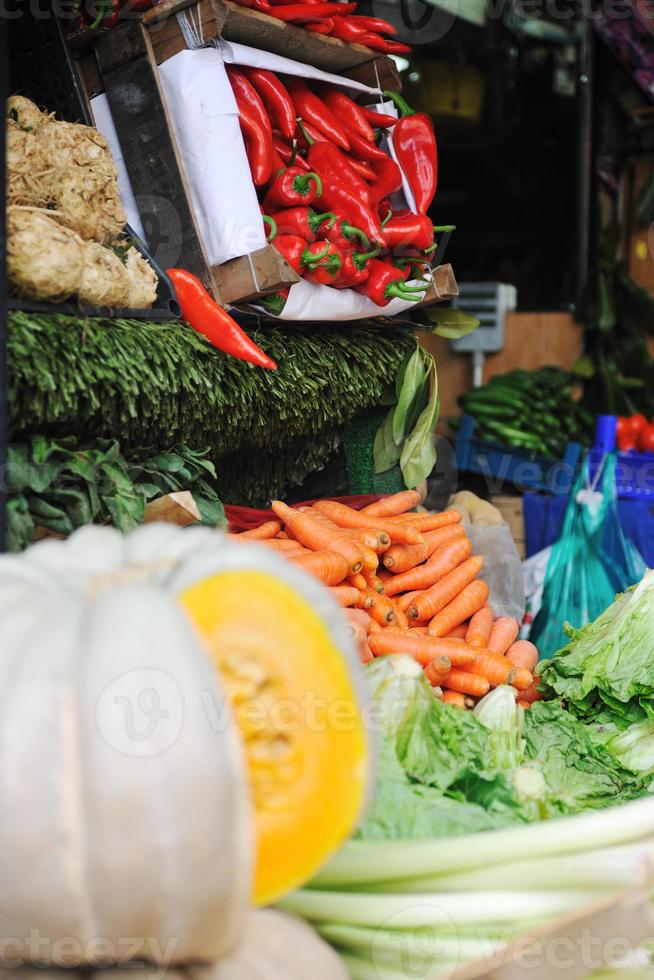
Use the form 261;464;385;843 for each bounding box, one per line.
346;618;373;664
506;640;539;672
409;555;483;621
466;607;494;649
512;667;534;692
258;538;306;553
442;689;467;708
424;656;452;686
368;618;383;633
394;511;462;531
444;669;490;698
272;500;364;574
312;499;423;545
368;574;385;594
423;523;467;555
382;541;428;574
361;490;422;517
348;528;391;552
446;623;469;639
487;617;520;656
347;572;368;591
519;678;543;703
345;608;374;633
469;650;516;686
290;549;350;586
368;631;477;667
410;625;428;634
367;590;395;626
426;578;490;637
328;585;361;607
238;520;282;539
391;602;409;629
359;546;380;574
397;590;421;613
356;590;375;611
384;536;471;597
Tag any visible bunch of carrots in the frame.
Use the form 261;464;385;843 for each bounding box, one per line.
230;490;542;710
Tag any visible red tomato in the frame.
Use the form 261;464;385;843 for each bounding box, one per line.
616;416;631;442
638;424;654;455
629;413;648;437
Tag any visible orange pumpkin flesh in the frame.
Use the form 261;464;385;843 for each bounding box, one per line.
181;570;369;906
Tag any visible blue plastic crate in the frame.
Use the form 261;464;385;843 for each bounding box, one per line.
454;415;582;495
589;415;654;500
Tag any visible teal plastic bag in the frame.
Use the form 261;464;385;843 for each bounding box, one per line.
530;453;646;659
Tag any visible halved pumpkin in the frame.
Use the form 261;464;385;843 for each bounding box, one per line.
181;567;371;906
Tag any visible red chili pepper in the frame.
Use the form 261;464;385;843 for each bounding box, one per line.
386;90;438;212
333;243;381;288
287;78;351;150
362;106;398;129
268;207;335;242
346;157;376;181
368;157;402;205
226;66;273;144
84;0;120;29
263;166;322;209
356;259;427;307
260;288;289;315
237;103;273;186
242;68;296;142
317;89;375;144
324;217;370;251
272;134;310;171
343;128;389;163
382;213;435;250
304;19;334;32
167;269;277;370
378;198;392;223
272;234;330;275
269;3;356;21
328;15;371;41
359;35;411;54
232;0;272;10
298;121;373;208
303;240;343;285
348;14;398;34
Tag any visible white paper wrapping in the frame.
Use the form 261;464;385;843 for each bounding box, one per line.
89;94;146;242
266;272;432;321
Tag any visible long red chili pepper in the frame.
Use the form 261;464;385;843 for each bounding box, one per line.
263;166;322;209
268;206;335;241
298;121;372;207
242;68;296;141
359;35;411;53
167;269;277;370
368;157;402;205
226;66;273;143
382;213;435;250
356;259;427;307
333;243;381;288
231;0;272;11
272;134;310;171
269;3;356;21
324;216;370;251
362;106;398;129
392;255;431;281
287;78;351;150
318;89;375;144
386;90;438;212
237;102;273;186
303;240;343;285
343;128;389;163
348;14;398;34
272;234;330;274
304;19;333;32
328;15;371;41
347;157;376;181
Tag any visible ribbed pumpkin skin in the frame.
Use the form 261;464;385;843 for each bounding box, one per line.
0;525;253;967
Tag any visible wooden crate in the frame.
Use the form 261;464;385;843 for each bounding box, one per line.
490;493;525;559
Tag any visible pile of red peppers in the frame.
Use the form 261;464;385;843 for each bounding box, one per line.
76;0;153;31
229;67;444;310
232;0;410;53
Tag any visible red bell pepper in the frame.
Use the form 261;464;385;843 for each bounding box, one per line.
356;259;427;307
237;103;273;186
226;66;273;143
382;213;435;250
368;157;402;205
167;269;277;369
263;167;322;208
272;234;330;275
272;135;310;171
385;90;438;213
269;3;356;21
318;89;375;143
286;78;351;150
303;241;343;285
333;244;381;288
343;128;389;163
242;68;296;142
362;106;398;129
324;217;370;251
359;35;411;54
268;207;335;241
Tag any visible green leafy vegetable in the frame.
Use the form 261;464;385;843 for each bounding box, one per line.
418;307;481;340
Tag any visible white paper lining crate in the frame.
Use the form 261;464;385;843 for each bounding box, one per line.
77;5;458;311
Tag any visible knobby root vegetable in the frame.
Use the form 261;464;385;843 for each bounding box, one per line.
7;207;84;301
78;241;130;308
